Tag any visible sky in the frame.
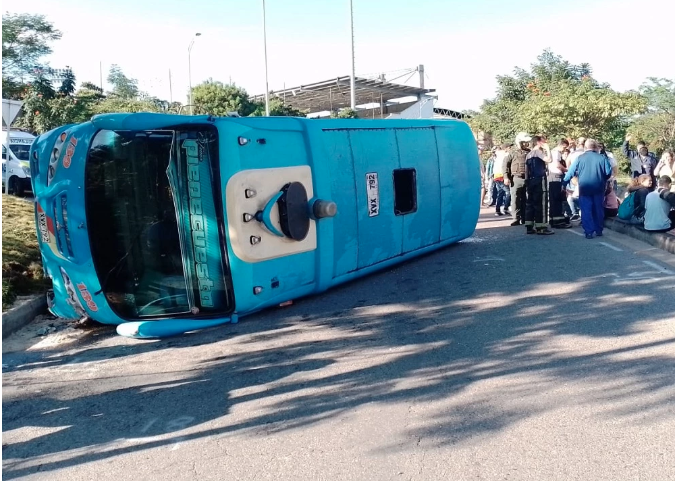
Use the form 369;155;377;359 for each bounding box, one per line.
11;0;675;112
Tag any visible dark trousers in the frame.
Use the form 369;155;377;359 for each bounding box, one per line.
510;177;526;221
495;180;511;212
524;177;549;228
579;194;605;235
548;179;566;224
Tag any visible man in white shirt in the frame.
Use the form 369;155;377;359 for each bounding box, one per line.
598;142;618;191
549;138;572;228
565;136;586;172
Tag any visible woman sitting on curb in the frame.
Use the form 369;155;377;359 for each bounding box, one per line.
625;174;652;225
644;175;675;233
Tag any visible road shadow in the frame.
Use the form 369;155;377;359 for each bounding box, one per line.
3;214;675;479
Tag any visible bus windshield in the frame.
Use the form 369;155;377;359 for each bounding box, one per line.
85;126;232;319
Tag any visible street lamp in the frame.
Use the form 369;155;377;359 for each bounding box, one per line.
349;0;355;110
262;0;270;116
188;32;202;115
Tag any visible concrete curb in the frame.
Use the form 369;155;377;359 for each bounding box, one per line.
2;294;47;339
604;218;675;255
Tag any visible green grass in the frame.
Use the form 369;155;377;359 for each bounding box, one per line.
2;195;49;311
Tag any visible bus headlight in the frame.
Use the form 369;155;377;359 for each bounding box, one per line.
22;166;31;177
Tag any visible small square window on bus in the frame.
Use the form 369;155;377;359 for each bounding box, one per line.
393;168;417;215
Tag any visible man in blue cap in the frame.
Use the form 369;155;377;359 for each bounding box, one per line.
564;139;613;239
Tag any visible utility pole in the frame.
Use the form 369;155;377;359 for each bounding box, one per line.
418;64;425;89
188;32;202;115
349;0;356;110
263;0;270;116
99;61;103;91
169;69;173;103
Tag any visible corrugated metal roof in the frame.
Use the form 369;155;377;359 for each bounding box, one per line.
252;76;435;113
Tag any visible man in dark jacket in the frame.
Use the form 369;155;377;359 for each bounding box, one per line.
564;139;613;238
622;135;658;185
524;135;554;235
504;132;531;226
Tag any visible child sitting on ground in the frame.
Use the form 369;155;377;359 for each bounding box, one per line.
566;176;580;221
604;180;620;218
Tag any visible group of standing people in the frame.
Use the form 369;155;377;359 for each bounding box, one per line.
480;134;665;238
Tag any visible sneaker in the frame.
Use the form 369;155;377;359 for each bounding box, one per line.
488;203;496;207
552;222;573;229
596;231;603;237
495;211;504;216
526;227;536;234
504;210;512;217
510;220;521;226
537;228;555;235
571;214;581;221
585;233;594;239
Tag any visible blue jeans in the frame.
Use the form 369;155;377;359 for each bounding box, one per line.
495;180;511;212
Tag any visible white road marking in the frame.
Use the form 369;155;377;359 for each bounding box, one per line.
473;256;505;262
567;230;585;237
642;260;675;275
140;418;158;434
598;242;623;252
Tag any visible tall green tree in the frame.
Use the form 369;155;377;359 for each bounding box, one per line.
58;68;76;96
2;13;62;79
107;64;139;99
467;50;646;146
627;78;675;154
191;80;257;116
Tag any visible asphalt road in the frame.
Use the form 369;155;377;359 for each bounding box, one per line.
3;208;675;481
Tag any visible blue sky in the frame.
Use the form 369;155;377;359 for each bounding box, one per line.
14;0;675;111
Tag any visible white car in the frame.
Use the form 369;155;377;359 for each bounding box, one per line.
2;128;35;196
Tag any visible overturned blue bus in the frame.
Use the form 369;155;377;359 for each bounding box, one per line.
29;113;480;338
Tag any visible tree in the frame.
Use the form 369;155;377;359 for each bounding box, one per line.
517;77;645;140
191;80;257;116
466;50;646;147
2;13;62;78
2;77;27;100
76;82;105;101
331;108;358;119
627;78;675;154
93;97;164;115
107;64;139;99
58;68;76;96
250;97;306;117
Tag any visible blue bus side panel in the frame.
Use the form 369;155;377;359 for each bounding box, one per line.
323;129;359;277
218;120;317;313
349;129;403;269
435;124;481;241
395;128;442;252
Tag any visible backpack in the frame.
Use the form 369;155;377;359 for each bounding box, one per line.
617;191;636;220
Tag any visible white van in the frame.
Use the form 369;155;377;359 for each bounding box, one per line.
2;128;35;196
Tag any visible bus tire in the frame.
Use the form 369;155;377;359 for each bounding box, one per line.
9;176;24;197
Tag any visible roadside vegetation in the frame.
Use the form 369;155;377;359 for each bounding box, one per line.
2;195;48;310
